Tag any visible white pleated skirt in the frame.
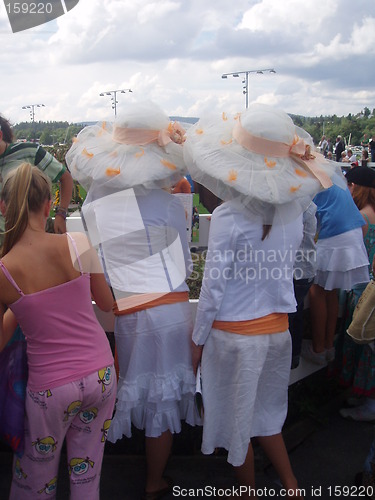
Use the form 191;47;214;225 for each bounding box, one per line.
200;328;291;467
314;228;370;291
107;301;201;441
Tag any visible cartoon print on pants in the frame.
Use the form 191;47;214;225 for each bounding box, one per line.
32;436;58;455
69;457;95;476
63;400;82;421
38;476;57;495
98;367;112;392
38;389;52;397
79;407;98;425
14;458;27;480
101;419;112;442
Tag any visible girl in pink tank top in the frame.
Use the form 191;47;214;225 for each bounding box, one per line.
0;162;116;500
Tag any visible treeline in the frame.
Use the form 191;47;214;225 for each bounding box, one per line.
12;106;375;148
291;107;375;146
12;120;85;145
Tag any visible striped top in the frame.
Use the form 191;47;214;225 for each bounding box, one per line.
0;141;66;230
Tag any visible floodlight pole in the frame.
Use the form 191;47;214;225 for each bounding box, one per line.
221;69;276;108
99;88;132;116
21;103;45;123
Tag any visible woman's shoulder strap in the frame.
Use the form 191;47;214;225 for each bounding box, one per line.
0;260;24;295
66;232;83;274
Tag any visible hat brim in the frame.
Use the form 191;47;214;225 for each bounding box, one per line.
183;113;339;219
66;121;186;192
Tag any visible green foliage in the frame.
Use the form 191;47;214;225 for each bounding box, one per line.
291;110;375;146
43;144;70;164
12;121;85;145
187;252;205;299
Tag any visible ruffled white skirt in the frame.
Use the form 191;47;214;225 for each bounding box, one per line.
107;301;201;440
200;328;291;467
314;228;370;291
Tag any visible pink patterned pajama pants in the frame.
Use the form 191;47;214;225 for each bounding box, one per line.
9;365;116;500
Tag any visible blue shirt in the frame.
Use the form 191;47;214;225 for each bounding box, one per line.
313;184;365;239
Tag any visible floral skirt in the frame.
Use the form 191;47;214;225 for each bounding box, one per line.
335;286;375;396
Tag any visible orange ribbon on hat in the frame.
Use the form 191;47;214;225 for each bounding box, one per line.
112;121;186;147
232;117;332;189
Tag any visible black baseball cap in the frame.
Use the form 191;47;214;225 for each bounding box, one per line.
345;166;375;188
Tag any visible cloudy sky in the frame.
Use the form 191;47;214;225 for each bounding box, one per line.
1;0;375;124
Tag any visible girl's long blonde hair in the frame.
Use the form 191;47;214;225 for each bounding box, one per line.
1;163;51;256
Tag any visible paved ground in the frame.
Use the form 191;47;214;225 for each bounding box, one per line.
1;373;374;499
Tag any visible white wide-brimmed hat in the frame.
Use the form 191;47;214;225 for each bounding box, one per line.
66;101;187;192
184;103;340;221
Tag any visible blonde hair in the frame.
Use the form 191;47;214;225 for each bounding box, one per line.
1;163;51;256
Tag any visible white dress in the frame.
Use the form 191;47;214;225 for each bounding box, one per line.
193;200;303;466
82;187;200;439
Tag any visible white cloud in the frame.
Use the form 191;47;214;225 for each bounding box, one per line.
238;0;338;35
137;1;180;24
1;0;375;124
315;17;375;60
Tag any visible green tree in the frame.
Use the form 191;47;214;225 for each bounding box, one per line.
39;129;54;145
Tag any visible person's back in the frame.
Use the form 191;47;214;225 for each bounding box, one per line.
0;163;116;500
194;200;303;339
0;231;114;391
304;179;370;365
66;101;201;498
316;185;364;235
83;187;191;302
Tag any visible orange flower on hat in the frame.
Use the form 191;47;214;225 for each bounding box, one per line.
82;148;94;159
134;148;145;158
97;122;107;137
295;168;308;178
228;169;237;182
160;159;177;170
105;167;120;176
264;157;276;168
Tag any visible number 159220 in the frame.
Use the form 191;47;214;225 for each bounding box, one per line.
5;3;53;14
327;485;374;496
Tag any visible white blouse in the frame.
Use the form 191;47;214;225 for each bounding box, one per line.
82;187;191;296
193;200;303;345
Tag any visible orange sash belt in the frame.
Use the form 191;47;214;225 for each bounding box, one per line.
212;313;288;336
113;291;189;316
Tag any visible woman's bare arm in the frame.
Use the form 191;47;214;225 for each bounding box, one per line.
0;305;18;352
